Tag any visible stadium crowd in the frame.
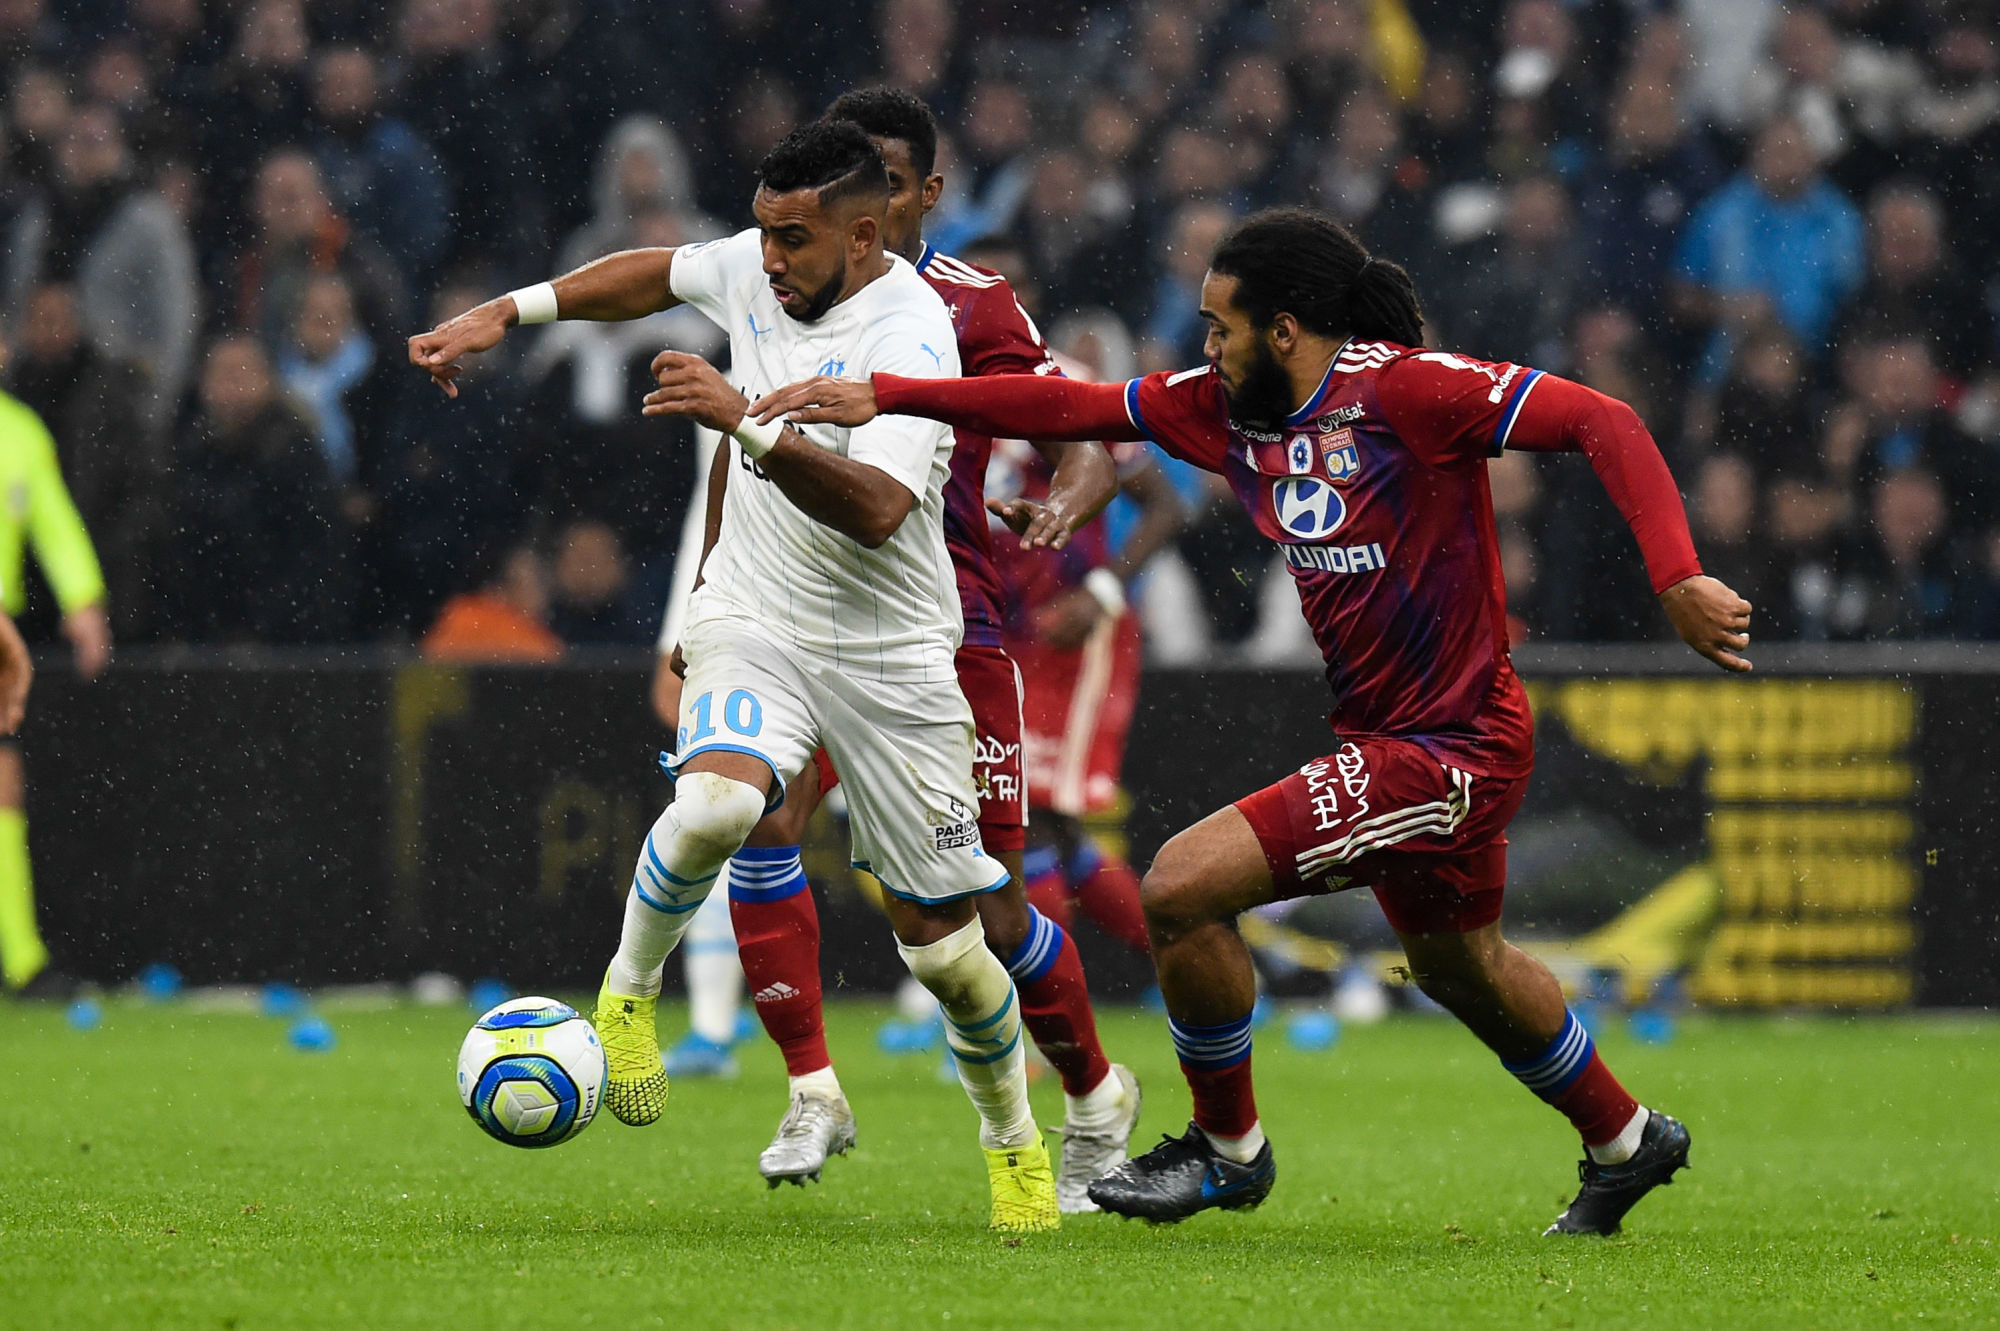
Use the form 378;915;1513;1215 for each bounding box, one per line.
2;0;1998;653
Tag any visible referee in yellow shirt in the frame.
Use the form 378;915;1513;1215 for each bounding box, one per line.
0;323;111;998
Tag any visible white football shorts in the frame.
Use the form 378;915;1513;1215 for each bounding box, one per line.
665;613;1009;904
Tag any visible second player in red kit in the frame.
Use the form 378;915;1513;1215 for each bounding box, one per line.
754;207;1754;1236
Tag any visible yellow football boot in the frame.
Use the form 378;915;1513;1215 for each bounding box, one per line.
985;1134;1060;1233
593;972;669;1126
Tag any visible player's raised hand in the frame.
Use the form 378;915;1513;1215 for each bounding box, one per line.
644;350;750;432
1660;574;1753;673
986;497;1074;551
407;298;513;398
749;376;877;428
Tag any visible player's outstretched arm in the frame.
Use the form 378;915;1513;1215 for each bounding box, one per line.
407;247;681;398
646;352;914;548
751;371;1147;444
1479;372;1753;674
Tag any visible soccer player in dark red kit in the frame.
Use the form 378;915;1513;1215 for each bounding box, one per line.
752;207;1754;1235
707;88;1146;1211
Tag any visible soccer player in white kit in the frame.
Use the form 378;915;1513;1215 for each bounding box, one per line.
410;121;1057;1230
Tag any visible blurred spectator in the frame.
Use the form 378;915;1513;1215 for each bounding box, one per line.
1832;332;1998;543
5;282;165;640
1574;78;1725;328
929;78;1036;253
1902;20;2000;277
1313;88;1433;258
421;538;564;663
275;271;389;510
1140;200;1237;369
1832;182;1993;383
378;276;524;635
232;148;408;348
557;117;717;272
1712;325;1818;481
304;46;452;287
397;0;534;266
3;103;201;430
1672;116;1865;380
1446;174;1579;369
1830;468;1958;640
1016;148;1140;320
199;0;313;237
164;336;345;643
1686;452;1781;635
546;518;651;646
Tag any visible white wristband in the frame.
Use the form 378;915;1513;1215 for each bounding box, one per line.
1084;567;1126;617
731;414;784;459
507;282;559;325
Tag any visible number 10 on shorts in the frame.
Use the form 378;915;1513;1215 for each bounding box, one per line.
682;688;764;748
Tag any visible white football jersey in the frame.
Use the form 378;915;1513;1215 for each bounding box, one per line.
669;229;965;683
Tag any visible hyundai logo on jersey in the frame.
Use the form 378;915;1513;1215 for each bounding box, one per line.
1288;436;1313;475
1273;476;1348;540
1321;428;1359;482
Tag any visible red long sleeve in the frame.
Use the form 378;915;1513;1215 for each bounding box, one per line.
1504;375;1703;595
872;372;1148;443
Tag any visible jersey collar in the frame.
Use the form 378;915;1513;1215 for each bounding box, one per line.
1284;338;1352;428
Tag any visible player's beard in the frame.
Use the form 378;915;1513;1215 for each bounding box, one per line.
1221;339;1296;431
778;267;846;323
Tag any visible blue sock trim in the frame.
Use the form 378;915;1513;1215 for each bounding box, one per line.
1501;1010;1594;1100
1067;838;1103;881
726;845;809;903
1002;908;1063;985
1021;843;1063;882
1169;1013;1253;1069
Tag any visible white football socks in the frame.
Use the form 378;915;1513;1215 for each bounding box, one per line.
898;917;1037;1150
607;774;764;997
1064;1068;1127;1132
1202;1122;1267;1164
1587;1106;1650;1165
683;885;744;1044
790;1066;843;1101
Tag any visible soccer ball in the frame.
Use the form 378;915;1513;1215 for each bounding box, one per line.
457;996;606;1148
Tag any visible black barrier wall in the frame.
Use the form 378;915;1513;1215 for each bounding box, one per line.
22;649;1997;1007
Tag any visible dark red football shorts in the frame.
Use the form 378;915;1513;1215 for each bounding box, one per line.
956;643;1028;854
1235;737;1529;935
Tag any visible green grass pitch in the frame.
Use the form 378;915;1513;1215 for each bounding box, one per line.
3;999;1995;1330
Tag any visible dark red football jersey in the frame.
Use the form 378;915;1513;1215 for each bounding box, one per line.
1125;340;1546;777
916;244;1061;647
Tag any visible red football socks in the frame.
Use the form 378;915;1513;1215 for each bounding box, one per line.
1012;926;1113;1097
729;887;830;1078
1075;854;1151;954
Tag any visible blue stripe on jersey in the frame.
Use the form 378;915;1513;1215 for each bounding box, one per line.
1124;378;1148;435
1285;348;1345;426
916;242;936;274
1490;369;1546;455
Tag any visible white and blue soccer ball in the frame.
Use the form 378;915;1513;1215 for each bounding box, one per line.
457;996;606;1148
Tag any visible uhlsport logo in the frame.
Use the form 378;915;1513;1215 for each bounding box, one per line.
1272;476;1348;540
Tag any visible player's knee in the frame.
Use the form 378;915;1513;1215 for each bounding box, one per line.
666;771;766;862
896;916;992;1010
1138;839;1212;940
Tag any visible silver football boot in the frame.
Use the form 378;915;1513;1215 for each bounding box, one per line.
758;1091;858;1188
1055;1063;1143;1213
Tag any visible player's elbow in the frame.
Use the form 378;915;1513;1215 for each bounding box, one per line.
851;495;915;548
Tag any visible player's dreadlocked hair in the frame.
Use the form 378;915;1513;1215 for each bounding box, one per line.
824;85;939;177
757;119;890;211
1209;207;1425;347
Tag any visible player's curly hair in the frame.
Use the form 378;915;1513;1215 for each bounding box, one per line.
1210;207;1425;347
757;119;890;210
824;85;939;177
